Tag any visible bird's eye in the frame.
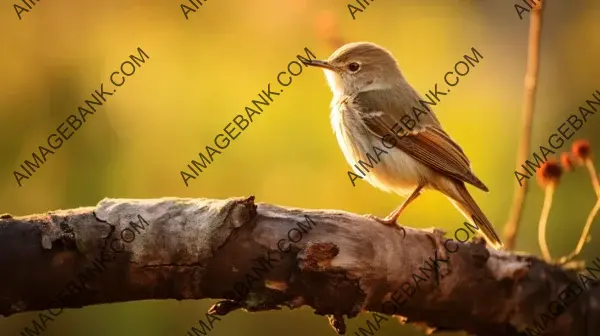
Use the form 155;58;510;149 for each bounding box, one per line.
348;62;360;72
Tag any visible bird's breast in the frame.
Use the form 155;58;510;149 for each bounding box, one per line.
330;99;426;196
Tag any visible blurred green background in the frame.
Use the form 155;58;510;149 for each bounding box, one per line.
2;0;600;335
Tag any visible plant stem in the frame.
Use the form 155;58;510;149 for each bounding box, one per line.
504;1;545;250
538;183;554;262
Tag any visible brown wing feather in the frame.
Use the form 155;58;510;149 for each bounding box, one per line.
349;89;489;192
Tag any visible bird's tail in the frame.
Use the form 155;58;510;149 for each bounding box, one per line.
447;182;504;250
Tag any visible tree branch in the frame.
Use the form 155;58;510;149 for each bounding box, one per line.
0;197;598;336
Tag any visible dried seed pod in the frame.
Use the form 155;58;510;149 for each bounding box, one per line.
572;139;592;163
560;152;574;172
537;160;562;187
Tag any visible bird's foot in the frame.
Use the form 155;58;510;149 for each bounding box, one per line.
365;214;396;225
364;214;406;238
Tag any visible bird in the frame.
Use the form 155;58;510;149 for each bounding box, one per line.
304;41;503;249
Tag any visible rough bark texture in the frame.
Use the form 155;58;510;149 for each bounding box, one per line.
0;196;598;336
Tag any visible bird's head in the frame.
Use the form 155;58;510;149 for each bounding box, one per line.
304;42;403;96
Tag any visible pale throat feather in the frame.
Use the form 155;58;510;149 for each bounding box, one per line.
327;74;393;169
330;100;363;171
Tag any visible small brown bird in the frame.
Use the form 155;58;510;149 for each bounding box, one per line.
305;42;503;249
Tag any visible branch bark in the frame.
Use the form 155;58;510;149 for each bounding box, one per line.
0;197;598;336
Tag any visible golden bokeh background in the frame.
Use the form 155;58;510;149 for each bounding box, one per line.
1;0;600;335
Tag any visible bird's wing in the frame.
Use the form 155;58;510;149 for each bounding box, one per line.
347;88;488;191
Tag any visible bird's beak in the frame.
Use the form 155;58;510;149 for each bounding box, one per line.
304;59;336;71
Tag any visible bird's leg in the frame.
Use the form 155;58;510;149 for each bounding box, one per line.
366;185;424;228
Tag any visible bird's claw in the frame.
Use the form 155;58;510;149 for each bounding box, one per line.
364;213;394;224
364;214;406;239
208;300;242;316
328;315;346;335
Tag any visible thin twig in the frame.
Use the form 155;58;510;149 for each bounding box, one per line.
586;159;600;197
566;199;600;261
504;2;545;250
538;183;554;262
564;159;600;262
